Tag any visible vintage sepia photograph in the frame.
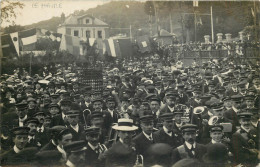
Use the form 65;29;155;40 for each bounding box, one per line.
0;0;260;166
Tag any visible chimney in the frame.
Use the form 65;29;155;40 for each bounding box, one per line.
61;13;65;23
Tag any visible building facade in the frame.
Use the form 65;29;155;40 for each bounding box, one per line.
57;14;109;40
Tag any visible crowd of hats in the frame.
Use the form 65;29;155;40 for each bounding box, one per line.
0;54;260;166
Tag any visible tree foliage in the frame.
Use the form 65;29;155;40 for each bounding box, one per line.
1;0;24;25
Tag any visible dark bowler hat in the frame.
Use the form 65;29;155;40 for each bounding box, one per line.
63;140;87;153
140;115;154;123
50;126;67;137
60;99;72;106
24;118;39;125
106;95;116;102
49;103;60;109
173;110;184;115
73;94;81;99
33;111;45;117
202;143;228;163
12;127;30;135
244;95;255;101
231;94;243;102
50;94;60;98
160;113;174;121
211;102;224;111
66;110;80;116
91;112;104;119
91;97;103;103
165;91;178;98
209;125;223;132
35;150;62;165
15;102;28;110
237;112;253;120
85;126;100;135
149;97;161;103
222;96;231;102
181;124;197;132
27;97;36;103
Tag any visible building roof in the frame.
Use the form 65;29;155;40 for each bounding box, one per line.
62;14;108;26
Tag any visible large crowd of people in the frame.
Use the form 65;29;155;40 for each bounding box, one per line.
0;49;260;167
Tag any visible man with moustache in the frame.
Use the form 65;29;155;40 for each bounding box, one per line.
232;112;259;166
102;118;139;167
160;91;178;114
66;110;85;141
153;113;178;148
24;117;42;148
64;140;87;167
84;127;106;167
172;124;207;164
133;115;156;166
1;127;30;165
50;99;72;127
34;111;49;147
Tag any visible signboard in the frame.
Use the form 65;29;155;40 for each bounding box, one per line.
78;67;103;90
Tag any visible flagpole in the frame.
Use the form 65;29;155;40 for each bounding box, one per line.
211;6;214;44
29;52;32;76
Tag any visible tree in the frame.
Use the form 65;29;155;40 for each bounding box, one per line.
1;0;24;25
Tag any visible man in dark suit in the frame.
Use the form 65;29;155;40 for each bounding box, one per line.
66;110;85;141
105;96;119;123
172;124;207;164
84;127;106;167
63;140;87;167
172;110;185;146
34;111;50;147
133;115;156;166
24;117;42;148
40;126;67;151
232;112;258;166
2;102;29;129
160;91;178;114
1;127;31;165
153;113;178;149
101;118;139;167
50;99;71;127
177;84;189;105
86;98;112;130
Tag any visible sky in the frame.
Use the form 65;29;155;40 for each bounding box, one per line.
1;0;109;27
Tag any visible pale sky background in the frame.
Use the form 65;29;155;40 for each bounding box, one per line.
1;0;110;27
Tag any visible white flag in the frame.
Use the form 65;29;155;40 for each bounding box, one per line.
193;0;199;7
10;32;20;56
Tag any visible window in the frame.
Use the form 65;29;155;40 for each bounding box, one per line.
74;30;79;36
86;30;90;38
98;31;102;38
86;19;90;24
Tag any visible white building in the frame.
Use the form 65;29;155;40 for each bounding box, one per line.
57;14;109;40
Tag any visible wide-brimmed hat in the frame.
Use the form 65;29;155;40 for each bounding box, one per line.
112;118;138;131
202;143;228;163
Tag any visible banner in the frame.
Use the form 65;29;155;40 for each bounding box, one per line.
59;34;80;56
18;28;37;51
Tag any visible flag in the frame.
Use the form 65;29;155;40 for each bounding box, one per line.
117;38;132;59
10;32;20;56
1;34;17;57
193;0;199;7
18;28;37;51
136;35;151;53
108;38;117;57
59;34;80;56
37;29;62;50
251;8;255;17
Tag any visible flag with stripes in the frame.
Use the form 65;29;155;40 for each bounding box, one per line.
10;32;20;56
18;28;37;51
136;35;151;53
59;34;80;56
1;34;17;57
104;38;132;58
